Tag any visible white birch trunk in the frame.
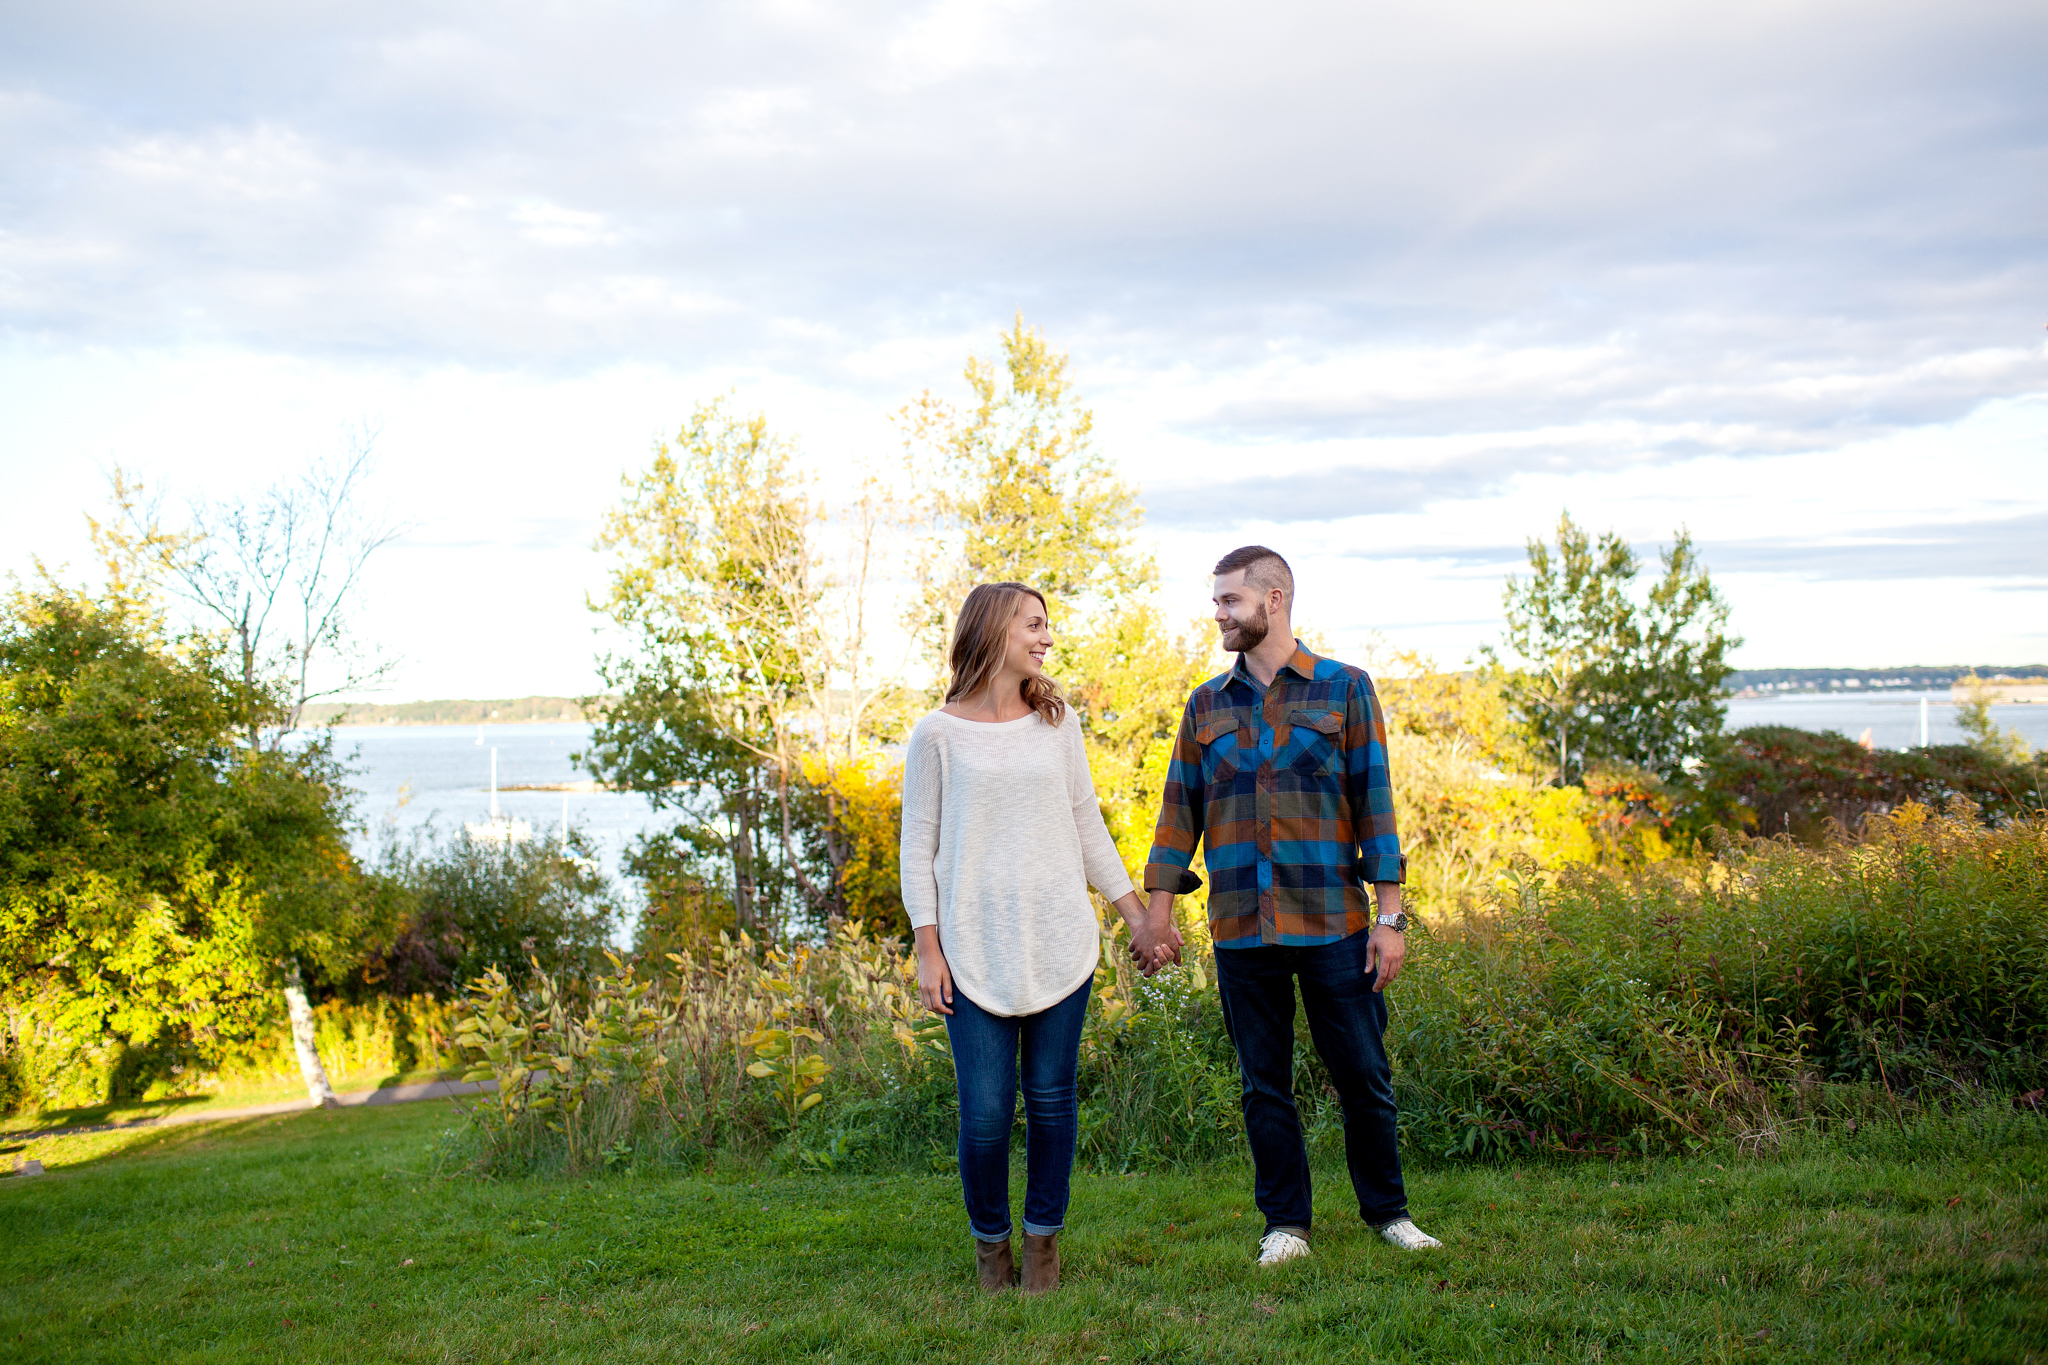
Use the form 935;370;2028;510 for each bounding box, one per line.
283;960;339;1107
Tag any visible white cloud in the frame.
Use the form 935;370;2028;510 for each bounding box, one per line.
0;0;2042;689
884;0;1044;87
509;202;624;248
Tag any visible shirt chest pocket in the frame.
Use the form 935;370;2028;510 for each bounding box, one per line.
1286;707;1344;777
1196;709;1255;783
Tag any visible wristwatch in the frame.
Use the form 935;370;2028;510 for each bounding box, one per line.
1375;911;1408;933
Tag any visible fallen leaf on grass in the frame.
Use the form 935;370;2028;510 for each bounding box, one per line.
282;1319;295;1329
1946;1197;1964;1207
744;1322;763;1334
1432;1280;1450;1293
400;1258;415;1267
1254;1298;1277;1317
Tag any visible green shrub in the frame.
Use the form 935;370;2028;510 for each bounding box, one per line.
442;808;2048;1176
1389;803;2048;1158
1697;725;2046;839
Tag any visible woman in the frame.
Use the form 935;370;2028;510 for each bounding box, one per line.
900;582;1164;1295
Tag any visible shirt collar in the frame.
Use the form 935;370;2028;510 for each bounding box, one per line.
1227;640;1320;693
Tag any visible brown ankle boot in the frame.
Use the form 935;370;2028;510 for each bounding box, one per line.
975;1237;1016;1292
1021;1232;1060;1294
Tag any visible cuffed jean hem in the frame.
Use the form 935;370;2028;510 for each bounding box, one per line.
1263;1222;1310;1241
971;1224;1013;1243
1021;1218;1064;1237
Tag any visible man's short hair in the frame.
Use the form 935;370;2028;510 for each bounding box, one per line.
1213;545;1294;603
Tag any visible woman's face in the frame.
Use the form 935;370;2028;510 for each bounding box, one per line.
1005;596;1054;678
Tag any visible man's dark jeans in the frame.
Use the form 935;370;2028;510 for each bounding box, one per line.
1213;928;1409;1235
943;977;1091;1241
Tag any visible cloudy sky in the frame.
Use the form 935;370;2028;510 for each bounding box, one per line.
3;0;2043;699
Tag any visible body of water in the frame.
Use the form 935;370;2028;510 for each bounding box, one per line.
1723;692;2048;753
336;722;653;881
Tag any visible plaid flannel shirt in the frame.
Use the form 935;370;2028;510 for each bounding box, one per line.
1143;644;1405;949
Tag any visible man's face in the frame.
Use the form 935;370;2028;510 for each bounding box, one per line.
1213;570;1271;654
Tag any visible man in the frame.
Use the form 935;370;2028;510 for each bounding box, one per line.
1139;545;1440;1265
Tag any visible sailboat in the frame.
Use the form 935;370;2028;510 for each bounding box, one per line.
464;746;533;843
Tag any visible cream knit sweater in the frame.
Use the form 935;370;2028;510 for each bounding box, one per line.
899;708;1135;1017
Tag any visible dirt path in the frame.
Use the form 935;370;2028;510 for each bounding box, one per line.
6;1078;499;1143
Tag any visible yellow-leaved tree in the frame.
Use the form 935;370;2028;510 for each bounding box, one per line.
901;319;1210;942
1374;651;1602;916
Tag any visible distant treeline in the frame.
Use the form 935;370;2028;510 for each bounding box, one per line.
1727;665;2048;694
300;695;605;726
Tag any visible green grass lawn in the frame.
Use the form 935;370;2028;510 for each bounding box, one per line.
2;1101;2043;1363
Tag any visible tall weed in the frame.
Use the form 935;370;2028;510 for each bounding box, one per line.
444;808;2048;1175
1390;803;2048;1158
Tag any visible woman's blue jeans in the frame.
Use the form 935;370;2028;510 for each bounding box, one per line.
943;977;1091;1242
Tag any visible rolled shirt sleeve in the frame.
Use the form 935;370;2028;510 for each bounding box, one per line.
1142;696;1207;896
1346;673;1406;886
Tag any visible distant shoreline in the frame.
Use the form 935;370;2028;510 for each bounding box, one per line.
300;696;605;727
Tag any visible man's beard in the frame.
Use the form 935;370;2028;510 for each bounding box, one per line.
1220;603;1270;653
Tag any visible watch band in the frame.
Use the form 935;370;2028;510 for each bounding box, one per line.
1375;910;1408;932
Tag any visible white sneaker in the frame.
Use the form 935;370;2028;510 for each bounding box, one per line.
1256;1230;1312;1265
1377;1219;1442;1250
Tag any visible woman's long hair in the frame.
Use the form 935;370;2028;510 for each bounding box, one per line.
944;582;1066;726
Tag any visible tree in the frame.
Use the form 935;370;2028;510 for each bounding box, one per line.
589;399;908;937
899;315;1154;671
1480;515;1635;786
1955;673;2033;764
899;320;1208;935
1482;513;1738;785
0;585;390;1112
1052;604;1211;871
90;445;404;1102
1598;532;1740;779
99;435;403;748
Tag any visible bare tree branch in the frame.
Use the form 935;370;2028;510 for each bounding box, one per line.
106;428;412;748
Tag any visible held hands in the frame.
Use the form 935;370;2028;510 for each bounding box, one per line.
1128;912;1183;976
1124;890;1184;977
